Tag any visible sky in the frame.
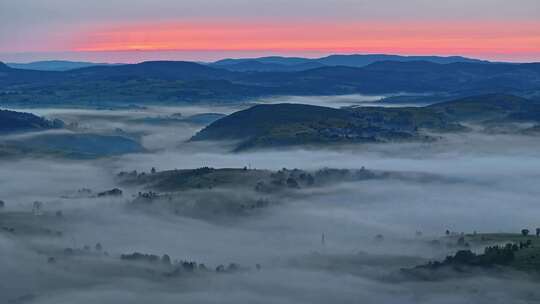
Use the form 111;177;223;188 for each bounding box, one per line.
1;0;539;63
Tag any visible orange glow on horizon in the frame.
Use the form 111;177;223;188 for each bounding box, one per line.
69;20;540;61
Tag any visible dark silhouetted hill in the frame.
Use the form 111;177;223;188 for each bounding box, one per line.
192;94;540;150
1;59;540;105
67;61;237;81
212;54;485;71
6;60;115;71
209;60;325;72
0;109;63;133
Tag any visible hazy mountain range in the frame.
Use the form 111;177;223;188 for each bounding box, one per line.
209;54;487;71
6;60;118;71
6;54;487;72
1;56;539;105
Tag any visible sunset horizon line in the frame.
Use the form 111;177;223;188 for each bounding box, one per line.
2;50;539;65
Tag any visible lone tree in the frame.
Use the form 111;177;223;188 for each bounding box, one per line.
286;177;299;189
215;265;225;273
521;229;530;237
32;201;43;216
0;200;5;208
161;254;171;265
536;228;540;237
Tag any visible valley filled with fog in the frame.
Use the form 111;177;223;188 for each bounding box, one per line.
2;98;540;304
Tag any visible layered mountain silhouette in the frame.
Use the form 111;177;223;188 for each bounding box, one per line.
211;54;486;71
6;60;116;71
0;57;539;104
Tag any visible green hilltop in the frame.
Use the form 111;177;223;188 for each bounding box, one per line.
192;94;540;151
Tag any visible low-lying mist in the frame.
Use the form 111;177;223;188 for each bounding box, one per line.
2;103;540;303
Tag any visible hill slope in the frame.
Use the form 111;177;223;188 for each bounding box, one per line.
191;103;434;150
209;60;325;72
212;54;485;71
192;94;540;150
66;61;237;81
1;60;540;105
241;61;540;95
6;61;114;71
0;109;63;133
192;103;350;141
427;94;536;121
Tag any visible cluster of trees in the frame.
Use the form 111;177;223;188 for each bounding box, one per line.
255;167;375;194
137;191;159;200
185;167;214;177
521;228;540;237
166;262;251;276
117;170;140;178
64;242;108;256
423;241;533;270
238;198;270;211
255;168;316;193
120;252;170;264
120;252;205;271
2;226;15;233
118;166;218;188
97;188;123;197
117;169;157;181
314;167;375;183
60;188;93;199
121;251;254;276
77;188;92;194
51;243;109;264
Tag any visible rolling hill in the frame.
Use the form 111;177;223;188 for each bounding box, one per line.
316;54;486;66
208;60;325;72
65;61;237;81
4;133;144;158
6;60;115;71
0;109;63;133
1;59;540;105
192;94;540;150
241;61;540;95
211;54;485;71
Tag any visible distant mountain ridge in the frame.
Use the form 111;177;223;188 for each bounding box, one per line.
1;59;539;105
0;62;10;72
210;54;487;71
6;54;486;73
209;60;325;72
213;56;312;66
64;61;237;81
6;60;117;71
317;54;487;66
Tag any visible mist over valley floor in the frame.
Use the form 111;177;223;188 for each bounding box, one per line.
2;91;540;303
